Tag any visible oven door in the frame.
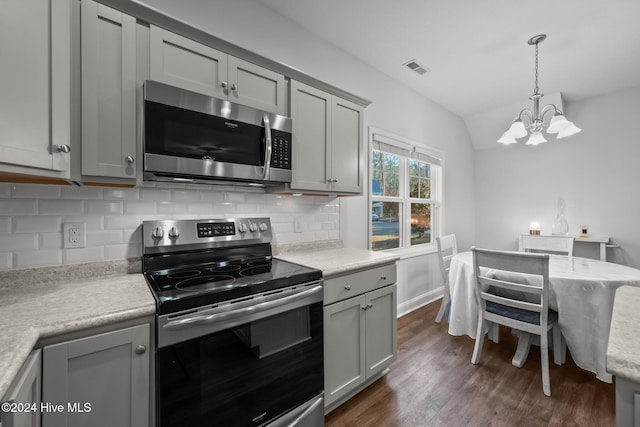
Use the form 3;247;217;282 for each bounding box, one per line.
156;283;323;427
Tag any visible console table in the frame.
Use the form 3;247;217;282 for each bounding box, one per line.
518;234;611;261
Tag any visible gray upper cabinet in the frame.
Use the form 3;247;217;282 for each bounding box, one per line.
0;350;42;427
42;324;150;427
80;0;137;182
290;80;363;195
149;26;285;115
0;0;71;181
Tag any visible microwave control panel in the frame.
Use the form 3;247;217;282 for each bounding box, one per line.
270;130;291;170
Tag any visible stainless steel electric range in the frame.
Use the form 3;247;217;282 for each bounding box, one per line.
142;217;324;427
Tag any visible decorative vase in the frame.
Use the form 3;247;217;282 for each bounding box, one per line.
552;197;569;236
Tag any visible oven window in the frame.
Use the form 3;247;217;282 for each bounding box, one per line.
145;101;265;167
157;302;323;427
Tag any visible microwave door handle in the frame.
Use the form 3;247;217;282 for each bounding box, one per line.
262;114;272;179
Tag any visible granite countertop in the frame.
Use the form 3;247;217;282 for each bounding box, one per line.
0;261;155;400
275;241;399;277
607;285;640;383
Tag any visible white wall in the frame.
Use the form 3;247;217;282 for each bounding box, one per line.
138;0;477;311
475;86;640;268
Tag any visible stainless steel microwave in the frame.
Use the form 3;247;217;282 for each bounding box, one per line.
142;80;292;186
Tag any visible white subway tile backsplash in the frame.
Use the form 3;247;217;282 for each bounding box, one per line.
2;234;38;250
14;216;61;233
0;253;11;269
87;230;123;246
63;247;104;264
104;215;141;230
0;200;37;216
39;200;84;215
103;188;140;200
0;218;11;233
0;183;340;270
11;184;61;199
60;186;103;199
85;201;123;215
15;249;62;268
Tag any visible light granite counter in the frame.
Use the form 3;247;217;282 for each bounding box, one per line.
275;243;399;277
607;285;640;384
0;260;155;400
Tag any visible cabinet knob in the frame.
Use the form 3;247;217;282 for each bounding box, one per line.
344;285;351;290
361;305;368;310
367;303;373;309
54;144;71;153
135;345;147;355
221;81;228;89
231;83;238;91
380;276;387;281
125;156;134;164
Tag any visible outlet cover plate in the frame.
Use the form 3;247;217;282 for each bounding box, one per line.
63;222;86;249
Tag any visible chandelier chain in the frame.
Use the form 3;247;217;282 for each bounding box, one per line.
534;42;539;95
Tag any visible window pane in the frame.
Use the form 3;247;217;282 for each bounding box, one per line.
409;159;431;199
410;203;431;246
371;201;401;251
372;150;400;197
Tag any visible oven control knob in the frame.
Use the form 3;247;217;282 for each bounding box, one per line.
168;227;180;240
152;226;164;239
249;223;258;232
259;222;268;232
238;223;248;233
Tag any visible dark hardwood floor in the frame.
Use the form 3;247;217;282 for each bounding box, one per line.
325;301;615;426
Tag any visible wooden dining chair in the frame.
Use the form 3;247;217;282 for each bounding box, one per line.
519;235;574;257
435;234;457;323
470;247;565;396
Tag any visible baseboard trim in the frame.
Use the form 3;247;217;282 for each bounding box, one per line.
397;287;444;318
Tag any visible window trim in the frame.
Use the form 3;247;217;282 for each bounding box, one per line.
368;127;445;254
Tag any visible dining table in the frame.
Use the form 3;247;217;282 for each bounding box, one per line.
447;251;640;382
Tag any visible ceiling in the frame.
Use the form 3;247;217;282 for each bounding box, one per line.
255;0;640;149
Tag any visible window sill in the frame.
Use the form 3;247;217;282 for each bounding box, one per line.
381;244;438;260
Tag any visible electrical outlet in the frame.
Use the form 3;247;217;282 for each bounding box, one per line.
63;222;86;249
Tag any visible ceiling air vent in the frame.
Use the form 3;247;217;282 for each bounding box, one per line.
403;59;430;75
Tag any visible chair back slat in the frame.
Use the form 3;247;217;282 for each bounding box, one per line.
480;292;543;312
478;276;543;295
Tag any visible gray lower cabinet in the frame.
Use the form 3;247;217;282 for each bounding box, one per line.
289;80;363;195
616;376;640;427
0;0;71;181
323;263;397;410
0;350;42;427
79;0;138;183
42;324;150;427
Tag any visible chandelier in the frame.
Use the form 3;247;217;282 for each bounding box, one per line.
498;34;581;145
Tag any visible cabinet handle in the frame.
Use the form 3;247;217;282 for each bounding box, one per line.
135;345;147;355
231;83;238;91
125;156;134;164
367;303;373;309
54;144;71;153
344;285;351;290
221;81;228;89
361;305;368;310
327;178;338;183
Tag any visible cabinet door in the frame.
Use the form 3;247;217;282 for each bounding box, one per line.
149;26;227;98
290;80;331;192
228;56;285;115
42;324;150;427
331;97;363;194
323;296;365;407
365;284;397;378
0;0;71;177
81;0;137;179
1;350;41;427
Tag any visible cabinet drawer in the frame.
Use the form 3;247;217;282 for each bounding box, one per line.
324;263;396;305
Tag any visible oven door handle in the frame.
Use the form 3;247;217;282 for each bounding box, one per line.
262;113;272;180
162;284;322;331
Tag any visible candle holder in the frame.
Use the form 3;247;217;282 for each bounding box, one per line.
580;225;589;238
529;222;541;235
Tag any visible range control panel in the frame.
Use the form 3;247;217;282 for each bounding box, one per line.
142;218;272;254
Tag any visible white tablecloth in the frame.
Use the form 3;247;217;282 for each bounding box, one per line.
447;251;640;382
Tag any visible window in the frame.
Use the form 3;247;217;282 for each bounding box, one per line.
370;130;443;252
